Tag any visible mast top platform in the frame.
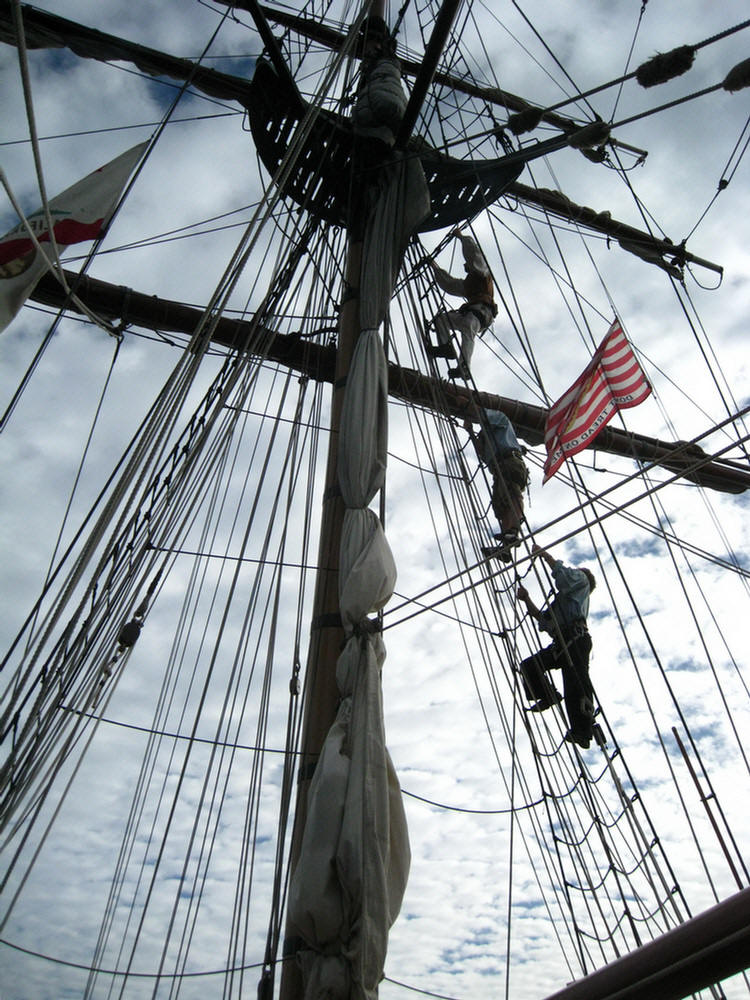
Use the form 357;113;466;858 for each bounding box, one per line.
246;59;524;231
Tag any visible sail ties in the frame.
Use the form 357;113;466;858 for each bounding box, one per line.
636;46;750;94
618;239;683;279
508;106;544;136
567;119;611;151
723;57;750;92
636;45;696;88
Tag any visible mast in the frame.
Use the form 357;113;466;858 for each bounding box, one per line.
270;280;343;996
278;4;385;997
277;3;468;995
275;226;361;1000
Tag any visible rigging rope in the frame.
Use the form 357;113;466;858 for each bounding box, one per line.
385;274;695;979
0;111;241;149
3;4;750;997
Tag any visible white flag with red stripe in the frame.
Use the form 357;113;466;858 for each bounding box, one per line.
0;143;146;332
543;319;651;482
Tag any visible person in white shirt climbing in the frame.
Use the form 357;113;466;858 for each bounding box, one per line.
425;230;497;379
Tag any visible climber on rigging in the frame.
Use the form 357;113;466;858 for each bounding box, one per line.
516;543;597;749
465;409;528;561
425;229;497;379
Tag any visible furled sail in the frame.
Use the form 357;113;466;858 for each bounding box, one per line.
287;51;431;997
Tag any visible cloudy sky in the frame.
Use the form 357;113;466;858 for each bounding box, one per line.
2;1;750;999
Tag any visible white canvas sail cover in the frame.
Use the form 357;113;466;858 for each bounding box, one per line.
352;57;408;146
360;156;431;331
288;152;429;998
287;633;408;998
338;331;388;508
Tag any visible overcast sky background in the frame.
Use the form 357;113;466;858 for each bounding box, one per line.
2;1;750;998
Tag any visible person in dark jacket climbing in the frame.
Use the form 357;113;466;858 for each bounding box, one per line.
516;544;597;748
464;409;528;562
425;230;497;378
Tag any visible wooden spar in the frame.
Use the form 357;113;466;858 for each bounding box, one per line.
0;1;723;276
235;0;302;103
28;268;750;495
509;181;723;277
541;886;750;1000
0;0;255;104
394;0;463;148
275;239;361;1000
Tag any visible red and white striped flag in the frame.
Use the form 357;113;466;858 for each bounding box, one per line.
543;319;651;482
0;143;147;332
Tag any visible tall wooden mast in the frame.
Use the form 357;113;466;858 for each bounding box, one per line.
277;5;383;997
277;3;466;995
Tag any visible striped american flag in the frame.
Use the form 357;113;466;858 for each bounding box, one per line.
543;320;651;482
